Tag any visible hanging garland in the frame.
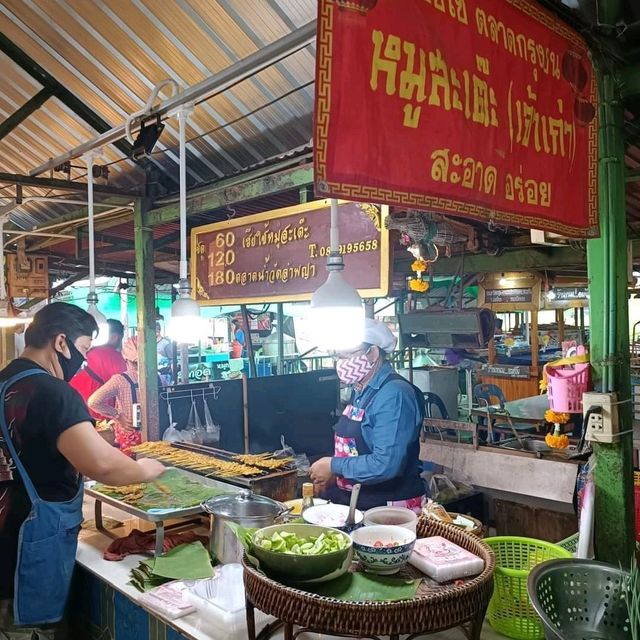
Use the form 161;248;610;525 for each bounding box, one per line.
388;213;442;295
544;409;571;449
409;258;429;292
406;244;438;294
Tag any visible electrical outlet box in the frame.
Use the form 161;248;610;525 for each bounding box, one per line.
582;392;619;443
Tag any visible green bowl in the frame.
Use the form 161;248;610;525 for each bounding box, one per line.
252;523;353;583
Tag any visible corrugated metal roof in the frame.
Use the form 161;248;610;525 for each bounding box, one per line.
0;0;639;251
0;0;316;228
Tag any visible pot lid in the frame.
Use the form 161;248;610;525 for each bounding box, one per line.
202;490;284;518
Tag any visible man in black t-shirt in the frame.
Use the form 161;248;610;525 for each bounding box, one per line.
0;302;165;638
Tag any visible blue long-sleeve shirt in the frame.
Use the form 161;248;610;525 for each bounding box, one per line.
330;362;423;485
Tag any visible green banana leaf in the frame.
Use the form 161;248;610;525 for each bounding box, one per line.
307;572;420;602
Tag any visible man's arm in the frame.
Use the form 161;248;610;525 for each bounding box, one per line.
57;422;165;485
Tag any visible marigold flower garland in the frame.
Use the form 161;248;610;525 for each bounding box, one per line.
408;257;430;293
544;409;570;449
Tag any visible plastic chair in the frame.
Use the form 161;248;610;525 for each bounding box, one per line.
473;383;536;442
527;559;632;640
423;392;449;419
473;383;507;409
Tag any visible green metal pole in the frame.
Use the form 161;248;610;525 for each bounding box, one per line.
587;70;635;566
134;196;160;441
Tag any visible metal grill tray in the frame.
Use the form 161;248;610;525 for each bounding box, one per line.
84;468;241;556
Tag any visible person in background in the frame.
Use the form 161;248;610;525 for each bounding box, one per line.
70;319;126;419
231;317;245;358
156;322;173;362
156;322;173;384
309;319;426;512
0;303;164;639
88;336;163;456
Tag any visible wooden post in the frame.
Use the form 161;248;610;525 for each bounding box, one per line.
276;303;284;376
242;374;250;453
241;304;257;378
0;327;15;368
557;309;565;343
531;310;539;372
134;197;159;441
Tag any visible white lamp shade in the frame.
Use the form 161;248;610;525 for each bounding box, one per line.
309;271;365;351
0;300;26;328
167;296;207;343
87;303;109;346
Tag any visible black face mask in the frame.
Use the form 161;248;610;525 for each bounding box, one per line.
57;338;85;382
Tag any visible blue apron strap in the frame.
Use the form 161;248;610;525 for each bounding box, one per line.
0;369;48;504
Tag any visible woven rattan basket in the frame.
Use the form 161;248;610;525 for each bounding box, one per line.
243;517;495;638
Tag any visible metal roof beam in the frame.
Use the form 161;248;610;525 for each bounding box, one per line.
146;162;313;227
29;20;317;177
0;86;56;142
0;171;140;198
431;247;586;275
0;33;134;159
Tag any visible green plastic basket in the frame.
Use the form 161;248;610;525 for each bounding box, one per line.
556;532;578;555
484;536;573;640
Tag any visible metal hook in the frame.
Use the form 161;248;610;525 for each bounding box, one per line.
226;205;236;220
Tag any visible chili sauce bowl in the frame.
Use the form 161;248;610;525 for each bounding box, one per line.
351;524;417;575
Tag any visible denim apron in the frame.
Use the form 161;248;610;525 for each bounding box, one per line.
328;373;425;511
0;369;84;625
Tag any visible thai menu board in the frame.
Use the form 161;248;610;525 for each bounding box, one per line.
191;199;389;305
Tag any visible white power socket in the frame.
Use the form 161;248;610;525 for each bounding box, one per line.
582;392;619;443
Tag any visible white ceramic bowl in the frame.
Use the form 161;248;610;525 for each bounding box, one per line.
302;503;364;533
351;524;416;575
363;506;418;533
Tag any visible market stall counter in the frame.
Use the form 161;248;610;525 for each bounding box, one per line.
72;517;273;640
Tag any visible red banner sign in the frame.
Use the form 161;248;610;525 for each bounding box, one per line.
314;0;598;238
191;200;389;306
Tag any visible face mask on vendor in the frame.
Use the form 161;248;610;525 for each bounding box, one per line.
335;348;375;385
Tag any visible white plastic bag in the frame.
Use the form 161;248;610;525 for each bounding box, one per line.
429;474;473;503
202;401;221;447
187;399;205;444
162;424;184;443
273;435;295;459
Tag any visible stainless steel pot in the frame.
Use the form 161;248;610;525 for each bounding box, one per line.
202;490;288;564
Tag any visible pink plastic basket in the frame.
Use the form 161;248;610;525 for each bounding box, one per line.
547;364;590;413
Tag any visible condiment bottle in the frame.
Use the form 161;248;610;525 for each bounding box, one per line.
301;482;315;513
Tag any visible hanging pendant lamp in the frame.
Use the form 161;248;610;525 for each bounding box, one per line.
167;105;205;344
309;199;364;351
83;151;109;345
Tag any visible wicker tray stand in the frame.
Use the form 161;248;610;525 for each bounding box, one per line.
243;518;495;640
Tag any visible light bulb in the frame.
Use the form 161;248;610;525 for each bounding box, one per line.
0;317;22;328
167;295;207;343
499;274;508;286
87;302;109;346
310;271;365;351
